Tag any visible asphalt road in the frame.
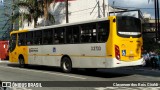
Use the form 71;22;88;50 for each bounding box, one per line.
0;60;160;90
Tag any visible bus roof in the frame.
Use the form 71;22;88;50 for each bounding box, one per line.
10;16;139;34
11;15;131;33
10;29;29;35
22;17;111;32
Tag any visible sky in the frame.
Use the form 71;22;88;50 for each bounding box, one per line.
0;0;3;6
108;0;156;18
0;0;3;3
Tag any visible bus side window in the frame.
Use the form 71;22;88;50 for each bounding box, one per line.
42;29;53;45
33;30;42;45
97;21;110;42
66;27;72;43
54;28;65;44
54;33;59;44
66;25;80;44
26;32;33;45
72;26;80;43
80;23;97;43
18;33;26;46
27;41;31;45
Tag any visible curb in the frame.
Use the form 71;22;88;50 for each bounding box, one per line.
135;68;160;72
122;67;160;72
0;60;9;63
128;67;160;72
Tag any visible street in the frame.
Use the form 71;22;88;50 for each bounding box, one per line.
0;61;160;90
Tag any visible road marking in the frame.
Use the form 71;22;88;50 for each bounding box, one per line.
94;87;108;90
0;66;86;80
12;88;32;90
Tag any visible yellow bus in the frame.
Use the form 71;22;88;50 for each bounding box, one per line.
9;16;143;73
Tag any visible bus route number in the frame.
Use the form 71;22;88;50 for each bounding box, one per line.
91;46;101;51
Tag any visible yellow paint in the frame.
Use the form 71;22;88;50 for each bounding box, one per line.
29;54;106;58
9;30;29;64
107;16;143;61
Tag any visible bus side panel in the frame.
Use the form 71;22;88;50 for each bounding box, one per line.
9;45;18;63
28;45;66;66
19;46;29;64
69;43;106;68
49;43;106;68
28;43;106;68
28;46;42;65
10;45;29;64
41;45;61;66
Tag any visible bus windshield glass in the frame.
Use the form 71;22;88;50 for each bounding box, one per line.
117;16;141;38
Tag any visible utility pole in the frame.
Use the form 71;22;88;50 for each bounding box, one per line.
12;0;15;30
113;1;115;15
157;0;159;41
65;0;69;23
154;0;160;42
97;1;101;18
90;0;102;18
103;0;105;17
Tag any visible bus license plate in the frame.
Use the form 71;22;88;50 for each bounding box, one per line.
129;56;134;60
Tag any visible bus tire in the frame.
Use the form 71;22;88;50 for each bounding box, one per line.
61;57;72;73
19;56;25;68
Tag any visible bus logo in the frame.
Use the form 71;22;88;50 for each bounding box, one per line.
53;47;56;52
122;50;126;56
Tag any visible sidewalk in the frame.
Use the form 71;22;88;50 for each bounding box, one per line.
0;60;9;63
127;66;160;72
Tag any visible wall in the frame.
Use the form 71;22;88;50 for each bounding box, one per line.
20;0;110;29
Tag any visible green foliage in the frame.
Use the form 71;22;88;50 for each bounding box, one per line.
143;36;160;54
3;0;55;30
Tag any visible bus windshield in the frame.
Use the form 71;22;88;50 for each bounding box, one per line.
117;16;141;38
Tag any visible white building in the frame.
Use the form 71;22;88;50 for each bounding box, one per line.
20;0;141;29
21;0;109;29
52;0;108;24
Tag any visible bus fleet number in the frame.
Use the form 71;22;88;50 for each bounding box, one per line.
91;46;101;51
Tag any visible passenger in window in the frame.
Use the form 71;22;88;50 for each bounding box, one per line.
44;40;48;44
55;40;59;44
81;35;85;42
27;42;31;45
89;37;92;43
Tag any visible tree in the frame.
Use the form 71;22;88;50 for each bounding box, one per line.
39;0;55;26
148;0;160;42
3;0;55;30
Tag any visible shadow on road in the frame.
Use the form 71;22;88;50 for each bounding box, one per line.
7;64;160;78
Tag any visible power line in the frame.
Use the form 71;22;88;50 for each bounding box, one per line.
53;5;105;17
113;6;158;10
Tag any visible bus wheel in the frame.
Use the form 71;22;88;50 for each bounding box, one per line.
19;57;25;68
61;57;72;73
